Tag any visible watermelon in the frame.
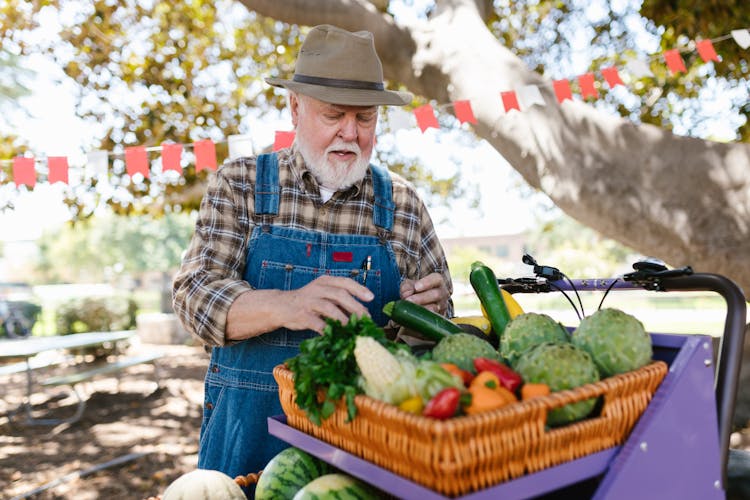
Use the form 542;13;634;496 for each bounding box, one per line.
292;473;378;499
255;447;332;500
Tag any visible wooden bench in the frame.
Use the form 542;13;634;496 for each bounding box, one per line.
40;352;163;387
0;352;72;377
36;352;163;425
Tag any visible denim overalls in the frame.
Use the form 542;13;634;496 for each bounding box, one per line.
197;153;402;485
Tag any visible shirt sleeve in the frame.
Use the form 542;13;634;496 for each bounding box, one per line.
172;165;254;346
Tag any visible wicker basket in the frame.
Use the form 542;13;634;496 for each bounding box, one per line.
274;361;667;497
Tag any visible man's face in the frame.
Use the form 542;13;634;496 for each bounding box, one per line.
291;92;378;191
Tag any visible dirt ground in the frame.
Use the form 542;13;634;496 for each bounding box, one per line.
2;339;750;500
0;343;208;500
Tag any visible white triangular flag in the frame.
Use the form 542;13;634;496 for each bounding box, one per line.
86;150;109;178
624;59;654;79
386;107;413;132
731;29;750;49
516;85;546;109
227;134;254;160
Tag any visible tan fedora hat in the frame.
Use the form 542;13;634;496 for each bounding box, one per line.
265;24;412;106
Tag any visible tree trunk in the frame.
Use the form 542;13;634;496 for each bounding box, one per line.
237;0;750;298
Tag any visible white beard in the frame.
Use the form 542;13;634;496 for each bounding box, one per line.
297;137;370;191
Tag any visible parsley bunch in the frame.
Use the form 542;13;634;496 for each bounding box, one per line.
285;314;405;425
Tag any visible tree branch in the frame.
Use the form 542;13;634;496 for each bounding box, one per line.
234;0;750;296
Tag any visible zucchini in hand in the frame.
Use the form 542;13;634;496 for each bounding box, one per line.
383;300;462;342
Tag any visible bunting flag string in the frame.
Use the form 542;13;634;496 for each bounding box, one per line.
2;28;748;190
2;135;262;188
413;28;749;131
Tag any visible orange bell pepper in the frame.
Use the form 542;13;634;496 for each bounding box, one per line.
464;370;517;415
465;384;509;415
521;382;551;400
470;370;501;391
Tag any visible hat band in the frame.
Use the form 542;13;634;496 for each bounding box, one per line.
293;74;384;91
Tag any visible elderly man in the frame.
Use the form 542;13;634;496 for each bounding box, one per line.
172;24;453;482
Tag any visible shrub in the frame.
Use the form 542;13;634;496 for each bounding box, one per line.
55;295;138;358
56;295;138;334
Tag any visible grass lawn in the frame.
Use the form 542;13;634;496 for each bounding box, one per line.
454;288;739;337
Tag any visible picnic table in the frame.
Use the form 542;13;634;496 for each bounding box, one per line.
0;330;162;425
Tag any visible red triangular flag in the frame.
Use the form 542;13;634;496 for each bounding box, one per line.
696;39;720;63
601;67;624;88
125;146;149;178
663;49;687;75
414;104;439;132
194;139;217;172
47;156;69;184
500;91;520;112
161;143;183;173
273;131;296;151
552;79;573;103
577;73;599;99
453;100;476;124
12;156;35;188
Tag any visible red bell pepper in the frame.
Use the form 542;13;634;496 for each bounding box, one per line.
422;387;461;419
473;357;523;393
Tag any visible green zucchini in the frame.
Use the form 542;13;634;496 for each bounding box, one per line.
382;300;463;342
469;261;512;340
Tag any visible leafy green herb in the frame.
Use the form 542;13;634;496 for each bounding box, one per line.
285;314;405;425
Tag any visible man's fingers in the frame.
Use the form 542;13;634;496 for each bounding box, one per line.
316;278;372;316
413;273;444;293
290;276;373;332
400;273;450;315
400;279;416;299
318;275;374;302
314;294;369;322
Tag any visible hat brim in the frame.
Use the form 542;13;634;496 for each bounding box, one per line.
265;77;412;106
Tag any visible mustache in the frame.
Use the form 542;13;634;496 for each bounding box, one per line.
326;141;361;155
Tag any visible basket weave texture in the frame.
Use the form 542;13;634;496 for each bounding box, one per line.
274;360;667;497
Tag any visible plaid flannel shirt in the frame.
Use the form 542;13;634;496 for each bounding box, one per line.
172;146;452;346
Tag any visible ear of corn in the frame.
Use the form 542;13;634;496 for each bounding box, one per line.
354;336;403;402
354;336;462;407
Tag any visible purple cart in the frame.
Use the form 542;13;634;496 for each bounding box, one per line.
269;270;746;498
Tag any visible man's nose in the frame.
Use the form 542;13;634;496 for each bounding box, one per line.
338;115;358;141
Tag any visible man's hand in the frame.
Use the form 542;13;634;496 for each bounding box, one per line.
400;273;450;316
226;275;373;340
284;275;374;333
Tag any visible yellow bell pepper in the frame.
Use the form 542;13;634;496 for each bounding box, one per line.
398;395;424;414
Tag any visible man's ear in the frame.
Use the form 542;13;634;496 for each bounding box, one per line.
289;92;300;127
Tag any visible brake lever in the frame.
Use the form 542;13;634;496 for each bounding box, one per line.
623;258;693;289
497;277;551;294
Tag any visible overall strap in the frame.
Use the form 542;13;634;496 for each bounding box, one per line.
255;153;280;215
370;164;394;232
